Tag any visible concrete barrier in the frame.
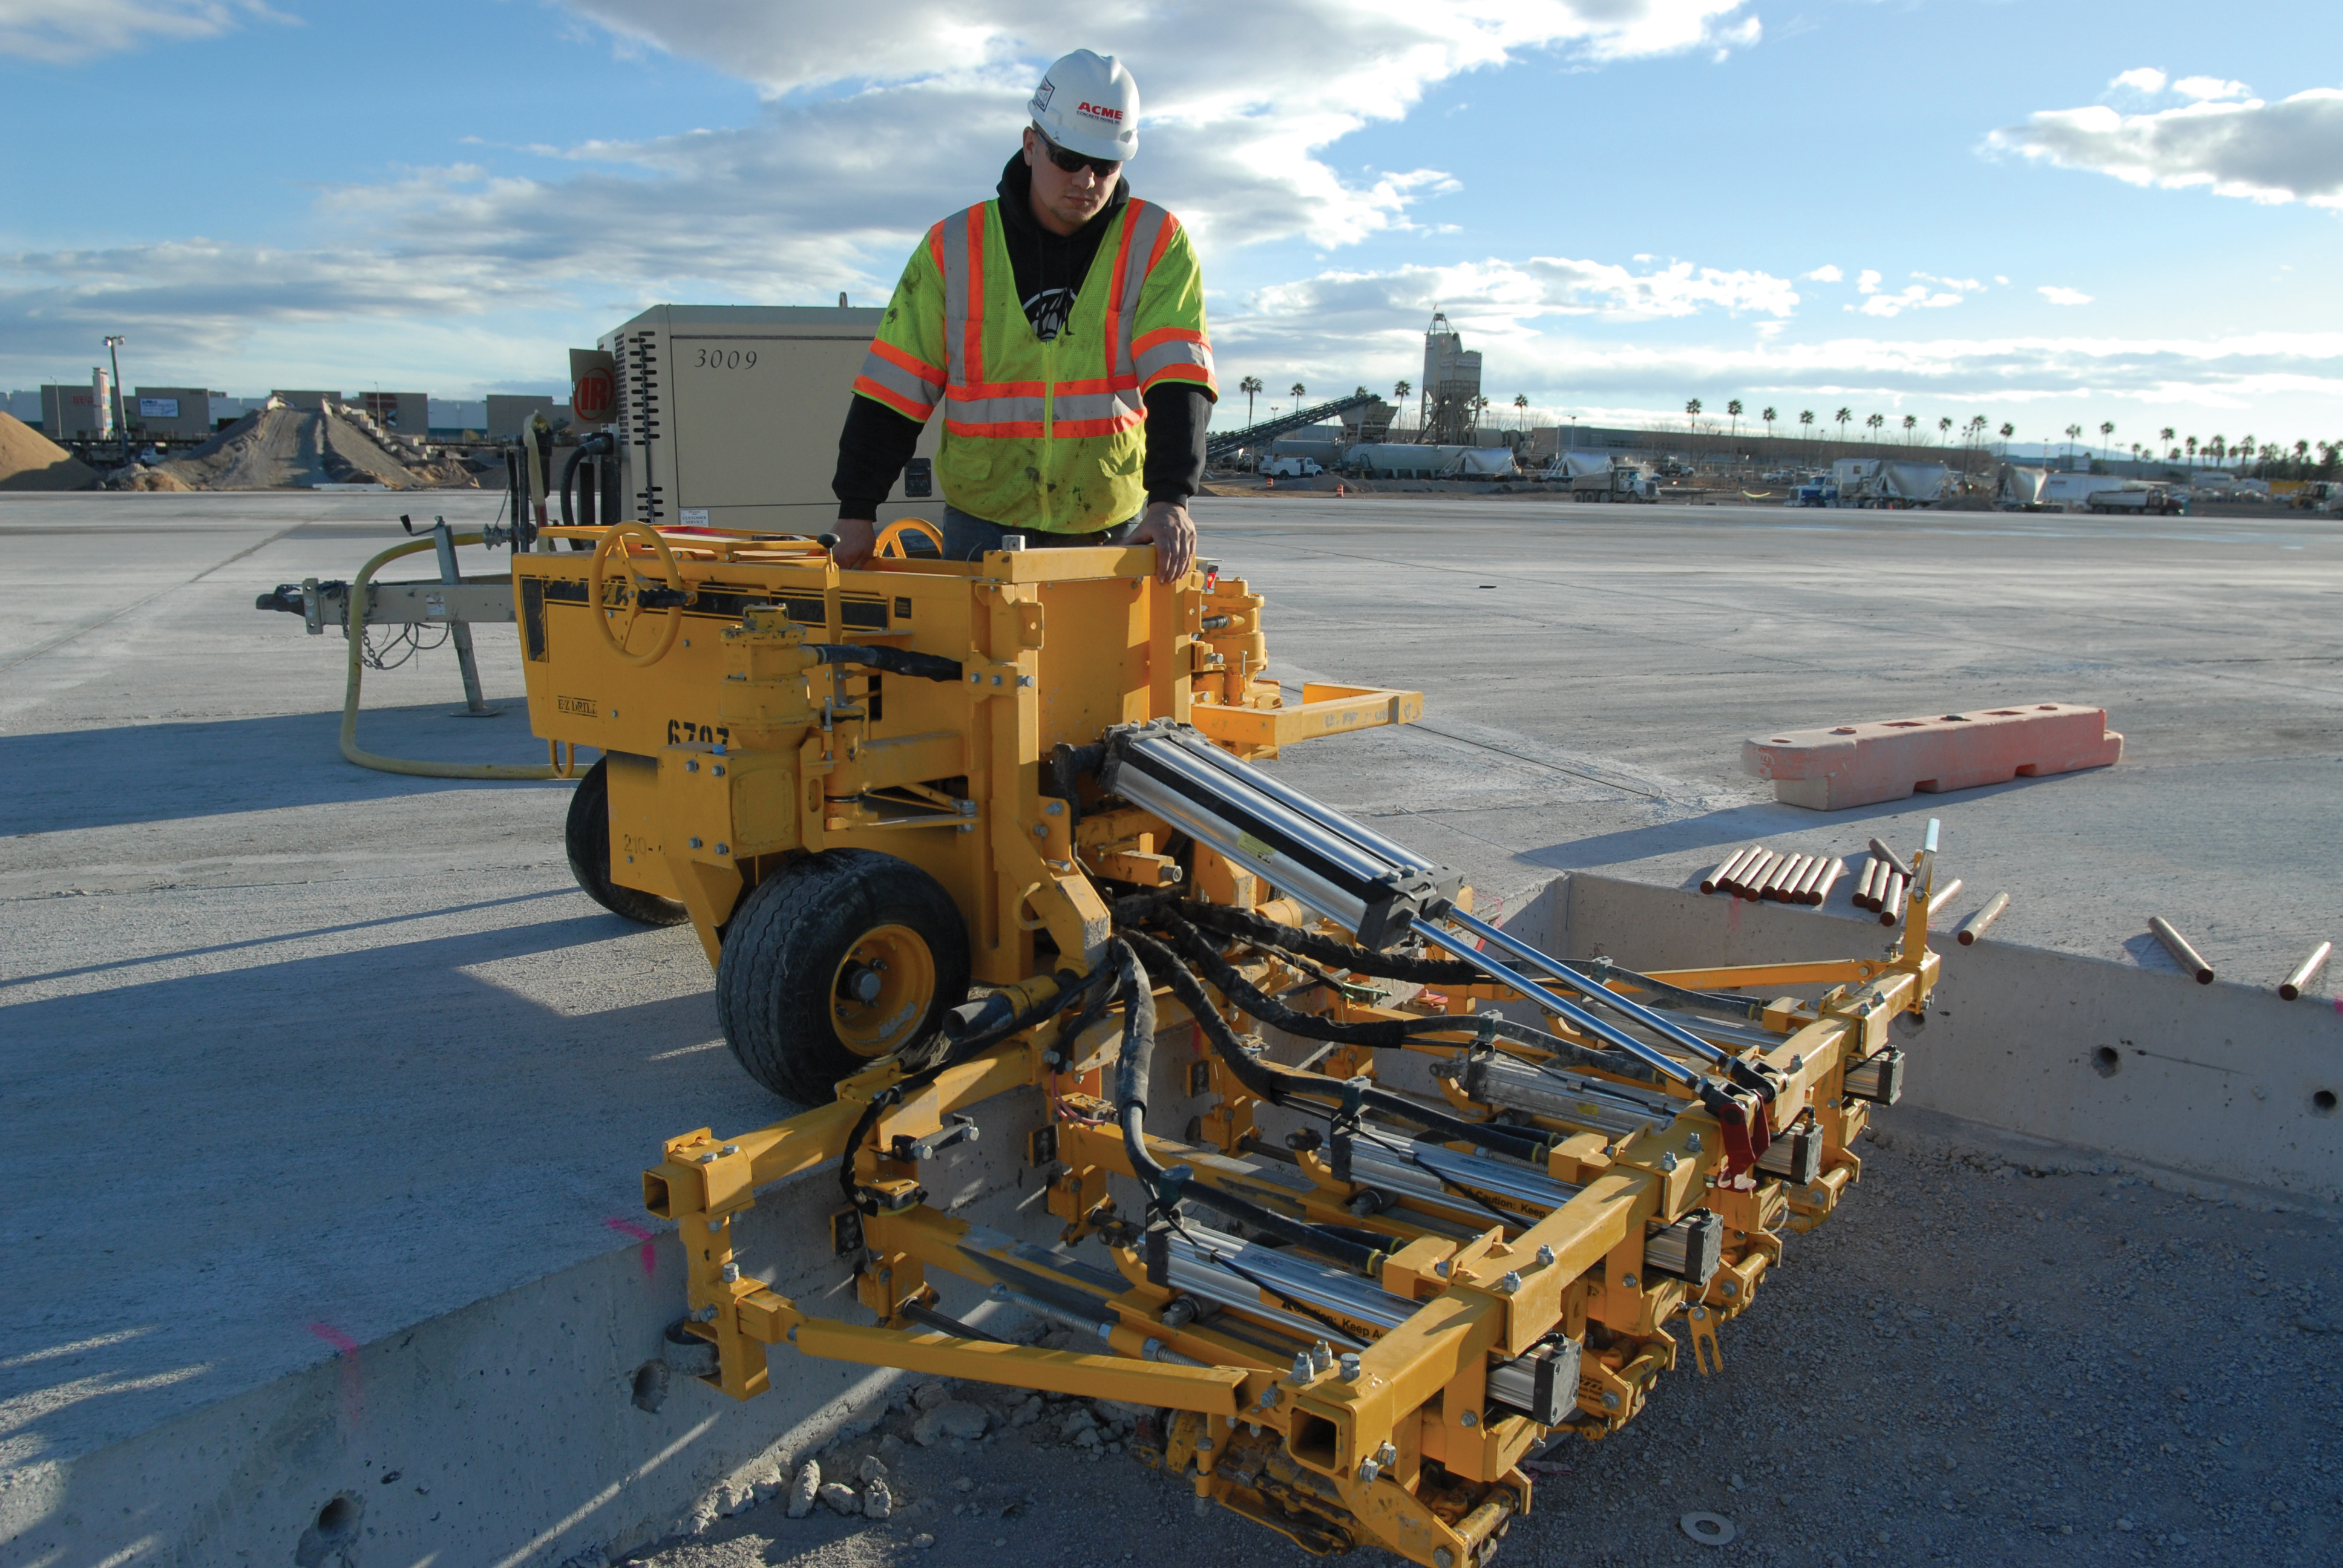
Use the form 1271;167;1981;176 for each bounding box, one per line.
1517;871;2343;1205
1744;703;2123;809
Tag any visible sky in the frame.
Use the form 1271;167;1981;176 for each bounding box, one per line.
3;0;2340;454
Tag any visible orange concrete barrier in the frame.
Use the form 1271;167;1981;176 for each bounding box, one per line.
1743;703;2122;810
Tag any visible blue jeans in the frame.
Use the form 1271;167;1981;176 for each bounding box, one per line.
940;505;1141;563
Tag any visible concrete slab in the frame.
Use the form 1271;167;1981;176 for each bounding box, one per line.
4;492;2338;1565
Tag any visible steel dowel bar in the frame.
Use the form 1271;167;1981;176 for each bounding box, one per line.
1442;908;1735;1067
1414;923;1697;1086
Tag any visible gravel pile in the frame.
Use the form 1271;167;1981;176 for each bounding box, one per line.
625;1132;2340;1568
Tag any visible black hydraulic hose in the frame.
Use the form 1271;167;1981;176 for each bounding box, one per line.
1176;900;1485;984
801;643;965;684
1109;933;1386;1275
1127;924;1556;1171
837;966;1114;1204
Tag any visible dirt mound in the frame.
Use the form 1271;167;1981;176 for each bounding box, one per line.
0;413;99;491
151;403;477;491
108;465;194;492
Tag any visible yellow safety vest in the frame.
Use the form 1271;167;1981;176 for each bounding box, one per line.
853;197;1216;533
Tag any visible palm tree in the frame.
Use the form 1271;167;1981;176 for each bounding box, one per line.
2209;434;2227;468
1938;416;1953;445
2129;442;2140;463
1472;394;1491;434
2159;425;2175;454
1800;409;1815;439
1864;413;1884;440
1513;393;1530;431
2295;439;2311;462
1238;375;1263;425
1998;422;2014;455
2240;434;2256;464
2063;423;2082;460
1289;382;1306;416
2099;420;2115;456
1686;397;1703;434
1762;407;1778;439
1965;416;1988;448
1835;407;1853;441
1902;414;1918;442
2185;436;2197;468
1726;399;1743;440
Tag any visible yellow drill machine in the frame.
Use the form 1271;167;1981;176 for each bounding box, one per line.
519;517;1936;1566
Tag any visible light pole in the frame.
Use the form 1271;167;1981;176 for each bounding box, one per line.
103;335;128;463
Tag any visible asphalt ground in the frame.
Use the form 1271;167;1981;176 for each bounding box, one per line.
2;492;2337;1563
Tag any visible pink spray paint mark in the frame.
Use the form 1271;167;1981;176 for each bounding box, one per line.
307;1322;362;1429
607;1217;657;1279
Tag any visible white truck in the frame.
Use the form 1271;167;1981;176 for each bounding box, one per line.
1832;457;1950;508
1548;451;1654;502
2084;483;2182;515
1260;455;1323;479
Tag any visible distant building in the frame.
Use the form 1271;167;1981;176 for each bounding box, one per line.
358;391;430;433
487;395;572;440
210;394;267;426
429;399;487;433
272;390;343;411
129;387;213;440
5;390;41;425
41;377;112;438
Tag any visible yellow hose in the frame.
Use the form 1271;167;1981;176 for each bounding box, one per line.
339;534;570;780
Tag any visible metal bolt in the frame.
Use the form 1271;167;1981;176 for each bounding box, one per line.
1434;1260;1451;1278
1789;1054;1804;1073
1536;1244;1556;1267
684;759;698;772
1435;1551;1455;1568
968;673;980;684
720;1262;740;1282
1290;1352;1312;1383
698;1152;718;1165
1017;675;1034;688
1196;1437;1213;1453
1685;1133;1702;1154
1661;1151;1680;1172
1377;1442;1397;1466
712;765;725;777
1459;1410;1477;1428
1044;800;1064;815
722;1145;739;1156
1602;1392;1620;1411
1499;1271;1522;1294
1621;1273;1639;1290
688;836;703;849
991;674;1003;687
706;1218;722;1232
1033;823;1049;837
1339;1353;1362;1381
1358;1459;1381;1483
715;843;729;856
1310;1341;1334;1374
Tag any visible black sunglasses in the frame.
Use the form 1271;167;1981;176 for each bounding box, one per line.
1034;127;1120;180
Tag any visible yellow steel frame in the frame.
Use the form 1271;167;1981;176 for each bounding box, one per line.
524;521;1948;1565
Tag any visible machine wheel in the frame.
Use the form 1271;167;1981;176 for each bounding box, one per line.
717;849;971;1103
565;757;690;927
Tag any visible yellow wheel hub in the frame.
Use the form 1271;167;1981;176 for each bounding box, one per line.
830;924;937;1057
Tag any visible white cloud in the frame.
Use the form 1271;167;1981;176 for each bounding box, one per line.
2110;67;2167;96
2172;75;2250;102
1803;264;1843;283
1855;269;1882;293
1990;86;2343;207
1913;272;1984;292
1242;253;1801;341
0;0;282;63
2039;286;2093;305
1847;283;1967;318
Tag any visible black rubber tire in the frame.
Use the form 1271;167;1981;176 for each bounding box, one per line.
716;849;971;1103
565;756;690;927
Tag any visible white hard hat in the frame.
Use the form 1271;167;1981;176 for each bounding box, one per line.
1029;49;1139;162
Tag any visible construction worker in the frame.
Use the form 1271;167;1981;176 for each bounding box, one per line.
830;49;1215;583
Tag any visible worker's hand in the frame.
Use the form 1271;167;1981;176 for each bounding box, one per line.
1130;500;1196;584
831;517;876;570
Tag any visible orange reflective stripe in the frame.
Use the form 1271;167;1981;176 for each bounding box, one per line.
869;338;945;385
962;206;988;387
945;417;1044;438
853;376;932;420
1133;325;1204;356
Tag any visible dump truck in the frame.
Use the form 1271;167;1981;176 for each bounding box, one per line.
503;513;1940;1566
1550;454;1654;503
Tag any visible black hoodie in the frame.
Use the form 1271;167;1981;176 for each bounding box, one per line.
833;155;1212;523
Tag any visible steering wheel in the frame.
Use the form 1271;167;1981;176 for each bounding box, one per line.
872;517;946;562
591;521;686;667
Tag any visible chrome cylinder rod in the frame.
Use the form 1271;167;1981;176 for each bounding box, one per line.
1412;923;1697;1085
1440;907;1732;1068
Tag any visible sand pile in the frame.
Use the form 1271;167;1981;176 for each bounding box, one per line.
0;413;100;491
148;402;478;491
